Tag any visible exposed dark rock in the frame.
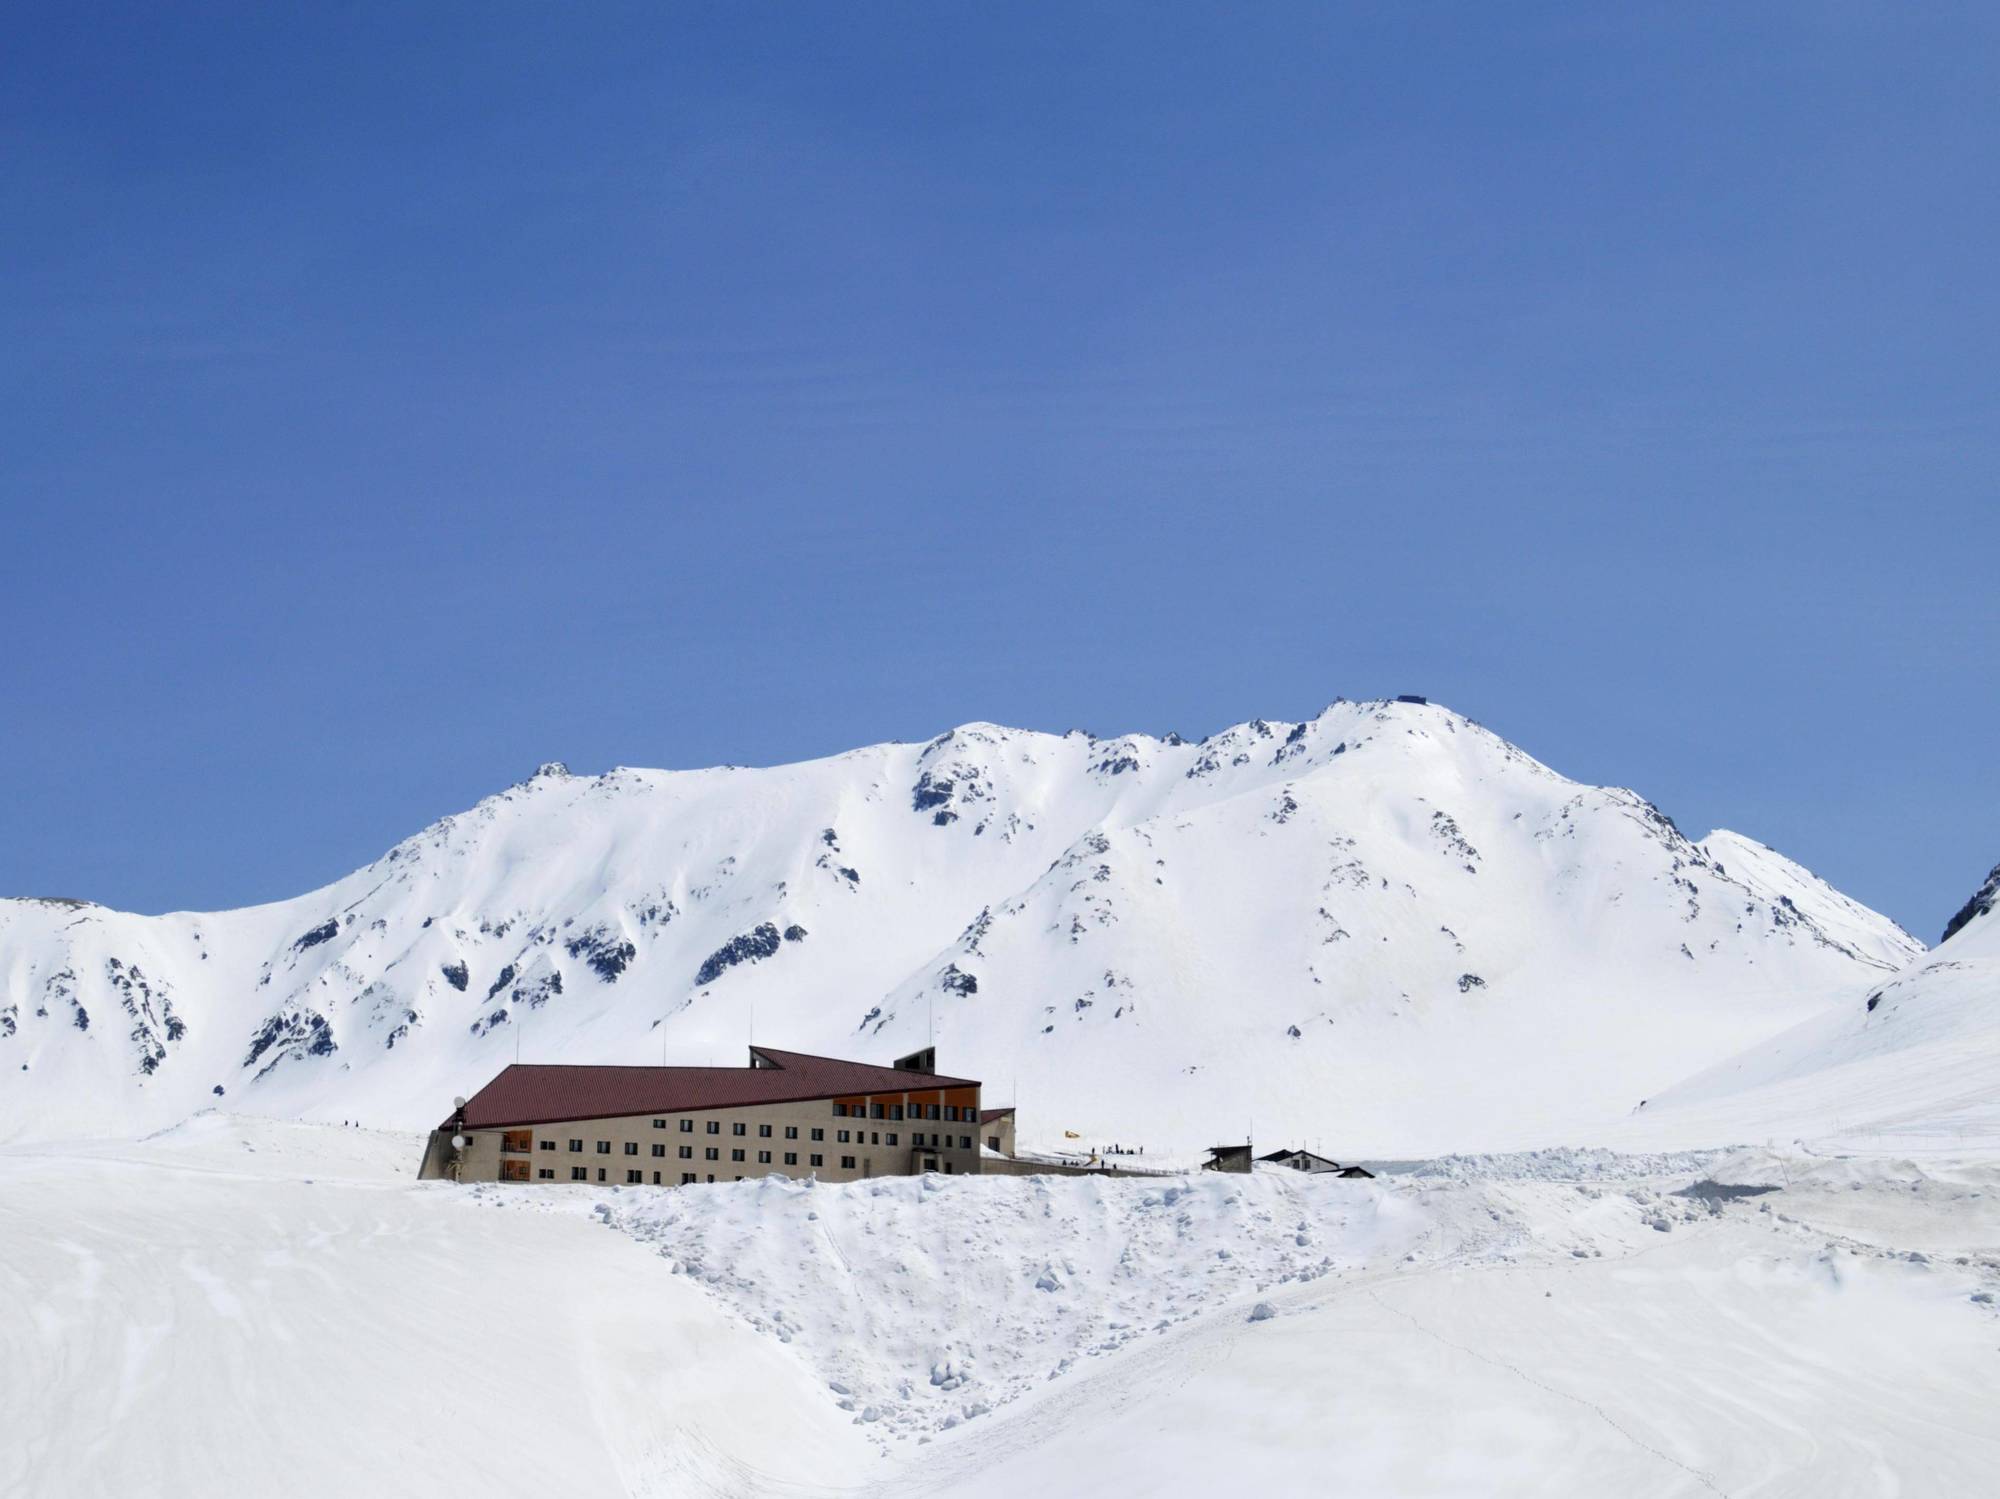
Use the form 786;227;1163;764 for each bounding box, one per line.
1941;862;2000;945
912;772;954;813
293;920;338;952
441;961;469;992
243;1010;336;1073
565;926;637;981
932;810;959;826
696;923;783;985
939;963;978;996
1457;973;1486;993
486;964;516;1000
783;924;808;943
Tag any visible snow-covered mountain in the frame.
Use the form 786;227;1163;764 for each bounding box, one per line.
0;699;1921;1152
1638;859;2000;1149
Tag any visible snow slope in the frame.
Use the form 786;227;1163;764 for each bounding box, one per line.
8;1121;1995;1498
1629;859;2000;1151
0;699;1920;1152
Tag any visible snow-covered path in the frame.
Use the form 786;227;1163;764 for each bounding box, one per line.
4;1119;1997;1499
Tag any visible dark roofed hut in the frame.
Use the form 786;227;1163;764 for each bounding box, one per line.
1203;1143;1253;1174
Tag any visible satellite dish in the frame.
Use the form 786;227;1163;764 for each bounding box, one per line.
451;1134;468;1151
452;1096;467;1110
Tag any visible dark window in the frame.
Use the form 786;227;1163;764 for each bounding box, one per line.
571;1166;587;1181
927;1105;940;1120
833;1103;848;1117
537;1168;554;1179
539;1139;555;1151
596;1141;611;1154
838;1129;851;1143
784;1152;798;1166
886;1133;898;1146
758;1124;772;1138
809;1154;823;1168
651;1171;660;1184
987;1136;1000;1152
960;1136;972;1149
731;1148;745;1162
870;1103;885;1119
732;1122;747;1136
596;1168;606;1182
840;1155;856;1169
652;1119;666;1129
626;1170;642;1184
810;1127;824;1141
890;1105;904;1121
870;1132;880;1145
624;1142;638;1156
706;1121;720;1135
705;1147;719;1161
651;1143;665;1158
679;1145;693;1159
757;1150;771;1164
784;1126;798;1139
680;1119;693;1133
681;1173;696;1185
569;1139;583;1152
705;1174;714;1183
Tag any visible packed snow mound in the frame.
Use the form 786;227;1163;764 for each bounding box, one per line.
0;698;1922;1151
480;1167;1430;1442
1633;855;2000;1151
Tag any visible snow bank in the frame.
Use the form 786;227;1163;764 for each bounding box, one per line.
550;1168;1426;1442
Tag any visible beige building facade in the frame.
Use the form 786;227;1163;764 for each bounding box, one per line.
420;1045;985;1186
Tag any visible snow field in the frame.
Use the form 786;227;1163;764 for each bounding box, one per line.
7;1118;1999;1497
476;1166;1431;1443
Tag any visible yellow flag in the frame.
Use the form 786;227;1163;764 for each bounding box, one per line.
1063;1129;1081;1139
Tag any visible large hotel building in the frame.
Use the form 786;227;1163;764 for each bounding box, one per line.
419;1044;993;1185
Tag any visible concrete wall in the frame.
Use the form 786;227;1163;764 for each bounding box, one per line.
982;1113;1016;1157
422;1092;984;1186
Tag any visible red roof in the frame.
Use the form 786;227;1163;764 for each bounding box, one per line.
978;1107;1016;1123
451;1045;980;1129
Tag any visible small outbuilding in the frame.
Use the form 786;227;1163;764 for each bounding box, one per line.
979;1106;1017;1157
1203;1143;1254;1174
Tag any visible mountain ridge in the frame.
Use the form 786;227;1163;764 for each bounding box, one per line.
0;698;1922;1151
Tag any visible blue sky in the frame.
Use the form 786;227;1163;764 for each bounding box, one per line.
3;4;1995;935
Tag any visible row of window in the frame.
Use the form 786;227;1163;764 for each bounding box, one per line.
543;1130;972;1155
830;1102;974;1121
541;1156;838;1183
508;1108;979;1158
645;1118;826;1138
